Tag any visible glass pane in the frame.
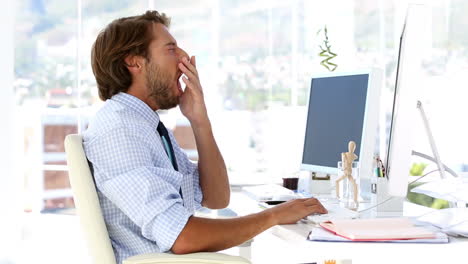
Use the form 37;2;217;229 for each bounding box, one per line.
418;0;468;170
15;0;79;213
15;0;148;213
216;1;272;180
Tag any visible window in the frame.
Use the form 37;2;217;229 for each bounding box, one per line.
15;0;148;213
12;0;468;214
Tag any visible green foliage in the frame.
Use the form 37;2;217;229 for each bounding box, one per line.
407;162;449;209
407;182;450;209
317;26;338;72
409;162;428;176
407;182;436;207
431;199;450;209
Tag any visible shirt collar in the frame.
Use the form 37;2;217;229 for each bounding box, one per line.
111;92;160;130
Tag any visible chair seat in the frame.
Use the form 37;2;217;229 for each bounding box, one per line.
123;252;251;264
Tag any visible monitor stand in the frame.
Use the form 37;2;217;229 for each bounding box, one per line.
412;101;458;179
370;101;458;214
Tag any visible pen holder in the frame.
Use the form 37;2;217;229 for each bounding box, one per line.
337;161;359;210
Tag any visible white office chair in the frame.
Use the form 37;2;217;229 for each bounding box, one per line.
64;134;251;264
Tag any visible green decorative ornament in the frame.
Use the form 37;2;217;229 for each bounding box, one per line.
317;26;338;72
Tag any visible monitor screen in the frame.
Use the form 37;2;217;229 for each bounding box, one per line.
302;73;369;172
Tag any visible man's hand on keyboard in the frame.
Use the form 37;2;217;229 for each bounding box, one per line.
267;198;328;225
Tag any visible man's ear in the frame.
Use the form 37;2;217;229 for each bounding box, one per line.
124;55;143;73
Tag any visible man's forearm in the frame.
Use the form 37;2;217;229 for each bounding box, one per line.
172;197;328;254
191;119;230;209
172;210;275;254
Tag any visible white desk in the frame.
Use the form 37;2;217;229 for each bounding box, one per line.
218;191;468;264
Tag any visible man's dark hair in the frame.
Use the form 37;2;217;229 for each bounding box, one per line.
91;10;171;101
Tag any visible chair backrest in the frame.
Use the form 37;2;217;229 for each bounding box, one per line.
64;134;117;264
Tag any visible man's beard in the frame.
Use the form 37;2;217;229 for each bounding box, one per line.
146;61;179;110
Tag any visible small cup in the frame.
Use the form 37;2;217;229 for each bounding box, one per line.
282;177;299;191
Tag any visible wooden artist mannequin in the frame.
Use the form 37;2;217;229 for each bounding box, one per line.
336;141;359;207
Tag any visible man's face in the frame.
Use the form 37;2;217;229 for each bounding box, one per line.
144;23;188;110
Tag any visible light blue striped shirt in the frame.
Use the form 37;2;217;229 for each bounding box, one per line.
83;92;203;264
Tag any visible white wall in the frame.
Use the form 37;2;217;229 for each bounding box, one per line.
0;0;22;261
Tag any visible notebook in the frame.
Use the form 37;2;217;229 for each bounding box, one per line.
308;226;449;243
319;217;436;241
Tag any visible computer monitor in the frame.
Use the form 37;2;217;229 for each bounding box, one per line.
385;16;412;197
301;70;381;197
386;5;427;197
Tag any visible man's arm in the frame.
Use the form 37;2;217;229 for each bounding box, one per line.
191;120;230;209
172;197;327;254
178;56;230;209
172;210;272;254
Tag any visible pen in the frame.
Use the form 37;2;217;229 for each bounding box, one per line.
375;156;386;178
375;167;380;177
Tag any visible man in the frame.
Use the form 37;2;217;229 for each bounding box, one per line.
84;10;327;264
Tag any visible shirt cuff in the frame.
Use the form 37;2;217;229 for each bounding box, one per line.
152;202;192;252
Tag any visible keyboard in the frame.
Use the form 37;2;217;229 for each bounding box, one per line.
242;184;295;201
243;185;359;223
307;203;359;223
